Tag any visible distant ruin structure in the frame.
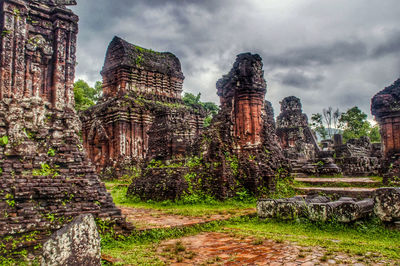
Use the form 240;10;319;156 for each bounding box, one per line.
334;136;381;176
275;97;381;177
276;96;319;161
0;0;128;258
372;78;400;183
81;37;205;173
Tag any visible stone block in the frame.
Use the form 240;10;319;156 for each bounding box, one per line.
41;214;100;266
374;187;400;222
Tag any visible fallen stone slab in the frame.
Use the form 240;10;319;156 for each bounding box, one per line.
307;200;348;222
257;195;330;219
374;187;400;222
275;199;303;220
332;198;374;223
41;214;101;266
259;196;374;223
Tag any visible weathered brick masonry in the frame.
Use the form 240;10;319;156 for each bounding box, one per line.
372;78;400;182
0;0;129;257
194;53;290;198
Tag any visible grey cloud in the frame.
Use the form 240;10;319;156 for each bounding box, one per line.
372;31;400;57
275;70;324;89
263;40;368;69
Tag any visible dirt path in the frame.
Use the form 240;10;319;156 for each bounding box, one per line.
120;207;255;230
157;232;392;265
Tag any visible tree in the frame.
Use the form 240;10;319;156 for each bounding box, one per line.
182;92;219;127
73;80;102;111
310;113;328;140
339;106;380;143
369;124;381;143
322;107;341;139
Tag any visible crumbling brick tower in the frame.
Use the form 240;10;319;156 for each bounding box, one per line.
217;53;266;149
276;96;319;161
372;78;400;183
0;0;128;258
80;37;205;174
200;53;290;197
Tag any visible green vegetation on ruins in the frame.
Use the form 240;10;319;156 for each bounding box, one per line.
182;92;219;127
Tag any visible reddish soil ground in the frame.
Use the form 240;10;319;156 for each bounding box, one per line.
120;207;255;230
157;232;392;265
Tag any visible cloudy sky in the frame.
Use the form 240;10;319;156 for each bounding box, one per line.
71;0;400;120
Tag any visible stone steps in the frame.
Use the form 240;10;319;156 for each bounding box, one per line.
290;160;311;177
295;187;376;198
295;177;381;187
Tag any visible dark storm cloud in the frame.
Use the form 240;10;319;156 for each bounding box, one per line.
372;31;400;57
71;0;400;119
263;40;368;69
276;70;324;88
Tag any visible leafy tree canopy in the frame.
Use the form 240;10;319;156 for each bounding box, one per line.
310;113;328;140
182;92;219;127
339;106;381;143
73;80;102;111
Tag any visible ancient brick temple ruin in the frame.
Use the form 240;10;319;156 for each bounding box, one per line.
81;36;205;174
129;53;290;200
276;96;319;161
0;0;128;258
372;78;400;183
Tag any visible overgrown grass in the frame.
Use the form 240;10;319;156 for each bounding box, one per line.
106;182;256;217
